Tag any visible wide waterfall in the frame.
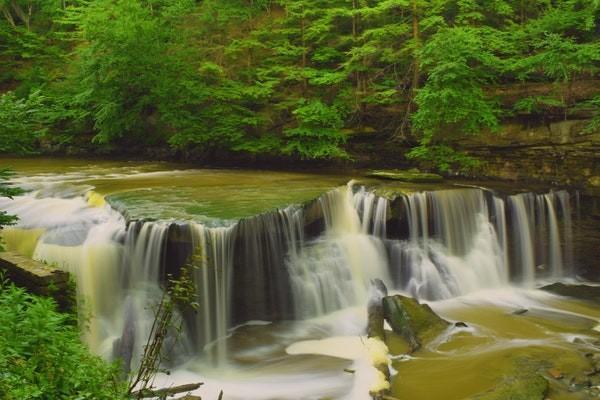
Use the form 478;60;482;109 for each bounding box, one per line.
0;180;576;374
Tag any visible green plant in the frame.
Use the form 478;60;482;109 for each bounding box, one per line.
0;91;48;154
0;277;127;399
406;143;481;173
283;99;349;159
128;261;199;399
0;169;23;251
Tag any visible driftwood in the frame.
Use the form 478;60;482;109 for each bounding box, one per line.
133;382;203;399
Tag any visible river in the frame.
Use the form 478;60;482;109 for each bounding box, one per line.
0;157;598;400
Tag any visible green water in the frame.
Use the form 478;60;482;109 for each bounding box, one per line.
391;293;600;400
1;157;352;222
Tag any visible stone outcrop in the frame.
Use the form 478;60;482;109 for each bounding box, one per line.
541;283;600;303
382;295;449;352
367;279;388;341
458;119;600;195
366;169;444;183
0;250;74;310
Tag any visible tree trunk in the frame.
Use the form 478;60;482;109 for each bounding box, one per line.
301;6;307;92
2;8;16;28
397;0;420;139
10;0;30;30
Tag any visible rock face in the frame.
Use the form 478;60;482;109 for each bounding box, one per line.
382;295;449;352
367;279;388;341
541;283;600;303
457;119;600;195
0;251;74;310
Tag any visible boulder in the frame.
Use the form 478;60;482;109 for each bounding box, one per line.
367;279;388;341
382;295;449;352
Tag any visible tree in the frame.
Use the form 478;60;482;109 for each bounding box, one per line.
0;91;47;154
283;98;348;159
408;26;501;171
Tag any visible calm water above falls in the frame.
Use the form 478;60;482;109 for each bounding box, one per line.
0;158;597;400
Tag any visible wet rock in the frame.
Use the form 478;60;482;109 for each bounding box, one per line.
367;281;393;399
0;250;74;311
570;376;592;389
382;295;449;352
366;169;444;183
469;373;548;400
541;283;600;304
367;279;388;341
455;321;469;328
512;308;529;315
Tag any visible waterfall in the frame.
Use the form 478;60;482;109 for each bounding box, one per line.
189;224;235;367
287;185;390;318
390;189;506;299
0;181;575;369
508;194;536;284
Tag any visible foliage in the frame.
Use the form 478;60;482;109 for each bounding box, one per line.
128;261;199;398
0;169;22;251
583;95;600;134
406;144;481;172
283;99;348;159
0;279;127;399
412;26;501;141
0;91;48;154
0;0;598;168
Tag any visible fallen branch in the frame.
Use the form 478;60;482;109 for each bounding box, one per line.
132;382;203;399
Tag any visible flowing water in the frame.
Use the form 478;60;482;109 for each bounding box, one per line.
0;158;597;400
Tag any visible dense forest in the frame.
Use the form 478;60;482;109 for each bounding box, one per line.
0;0;599;170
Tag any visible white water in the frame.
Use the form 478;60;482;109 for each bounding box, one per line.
0;175;577;399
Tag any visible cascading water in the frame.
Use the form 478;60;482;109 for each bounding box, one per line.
0;176;576;383
388;189;507;299
288;185;389;318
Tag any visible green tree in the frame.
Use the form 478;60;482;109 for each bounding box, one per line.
408;26;501;171
283;98;348;159
0;91;48;153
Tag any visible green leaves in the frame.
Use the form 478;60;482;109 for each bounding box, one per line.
413;26;501;138
0;91;49;154
0;169;21;232
0;0;598;168
0;283;126;399
283;99;349;159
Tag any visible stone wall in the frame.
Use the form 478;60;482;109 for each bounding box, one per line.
458;119;600;196
0;251;74;310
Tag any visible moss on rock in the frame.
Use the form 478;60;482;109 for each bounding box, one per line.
469;372;548;400
382;295;449;352
541;283;600;304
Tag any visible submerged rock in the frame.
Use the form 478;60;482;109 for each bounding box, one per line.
382;295;449;352
366;169;444;183
469;373;548;400
541;283;600;303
